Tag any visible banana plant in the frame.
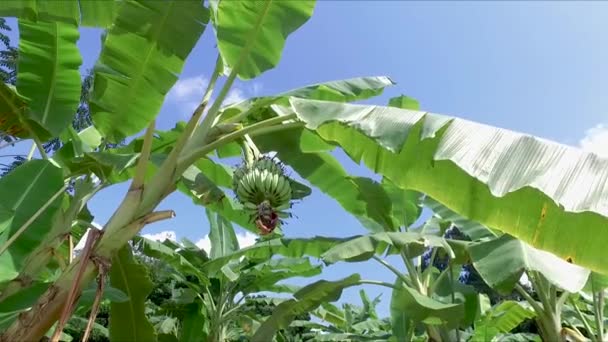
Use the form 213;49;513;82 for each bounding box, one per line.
0;0;607;341
467;234;590;341
318;211;479;342
131;215;362;341
296;290;392;341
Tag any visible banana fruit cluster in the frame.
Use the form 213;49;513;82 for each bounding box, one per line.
233;156;293;215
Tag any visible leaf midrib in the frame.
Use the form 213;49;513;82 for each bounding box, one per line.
227;0;274;75
118;2;174;124
13;162;49;210
41;22;60;127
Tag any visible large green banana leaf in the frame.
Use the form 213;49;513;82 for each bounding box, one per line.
211;0;315;79
276;97;608;275
251;274;361;342
17;19;82;138
0;0;117;27
468;234;590;294
109;245;156;342
0;160;64;283
90;0;208;142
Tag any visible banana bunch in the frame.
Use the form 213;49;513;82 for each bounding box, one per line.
233;156;293;215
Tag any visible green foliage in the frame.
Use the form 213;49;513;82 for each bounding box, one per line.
17;19;82;137
0;1;607;342
471;301;537;341
278;97;608;275
109;245;157;342
90;0;209;142
252;274;362;342
0;160;64;282
211;0;316;79
468;234;590;294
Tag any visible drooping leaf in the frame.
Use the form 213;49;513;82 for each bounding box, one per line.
220;76;395;121
212;0;315;79
251;274;361;342
282;76;394;103
91;0;209;142
207;209;239;259
0;160;64;283
472;301;536;342
391;282;464;329
109;245;157;342
281;97;608;274
468;234;590;294
321;232;453;265
17;19;82;137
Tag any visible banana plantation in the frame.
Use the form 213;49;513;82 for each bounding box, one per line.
0;1;606;341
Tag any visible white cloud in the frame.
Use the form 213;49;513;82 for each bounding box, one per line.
169;76;208;101
224;88;246;106
195;231;258;253
579;124;608;158
166;74;250;118
167;76;208;116
142;230;177;242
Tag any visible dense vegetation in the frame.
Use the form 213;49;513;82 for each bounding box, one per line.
0;1;606;341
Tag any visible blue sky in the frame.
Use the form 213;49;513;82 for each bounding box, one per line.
4;1;608;317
